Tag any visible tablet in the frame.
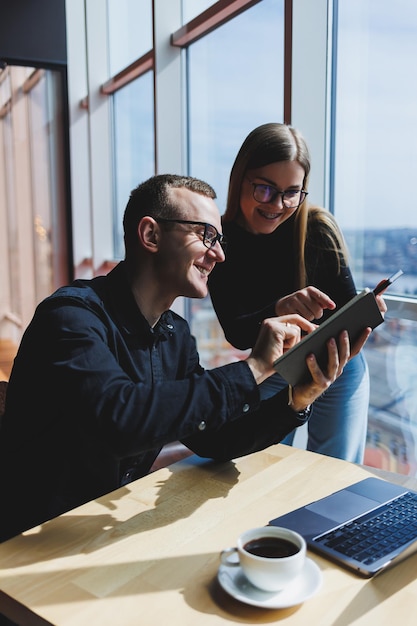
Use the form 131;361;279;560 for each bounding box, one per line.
273;289;384;386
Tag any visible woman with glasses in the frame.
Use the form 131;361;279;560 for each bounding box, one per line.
208;122;370;463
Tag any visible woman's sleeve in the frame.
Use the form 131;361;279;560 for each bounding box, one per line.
208;264;276;350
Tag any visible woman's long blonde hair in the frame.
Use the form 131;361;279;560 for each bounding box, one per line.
224;123;347;287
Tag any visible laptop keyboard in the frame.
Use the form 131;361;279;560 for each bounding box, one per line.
313;491;417;565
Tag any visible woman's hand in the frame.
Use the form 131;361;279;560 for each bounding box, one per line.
375;293;387;317
246;312;374;411
275;286;336;321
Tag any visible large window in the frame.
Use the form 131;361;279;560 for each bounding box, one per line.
187;0;285;211
334;0;417;473
112;74;155;259
186;0;285;366
107;0;155;260
107;0;152;75
333;0;417;290
185;0;417;473
0;66;68;339
3;0;416;474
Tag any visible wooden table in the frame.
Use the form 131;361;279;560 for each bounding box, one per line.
1;444;417;626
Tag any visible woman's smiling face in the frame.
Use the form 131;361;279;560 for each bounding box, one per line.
239;160;306;235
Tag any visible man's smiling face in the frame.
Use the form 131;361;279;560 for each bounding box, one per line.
155;187;225;300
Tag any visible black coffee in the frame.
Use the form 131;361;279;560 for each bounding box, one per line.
243;537;299;558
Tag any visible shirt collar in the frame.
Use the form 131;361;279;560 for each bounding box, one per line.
105;262;177;339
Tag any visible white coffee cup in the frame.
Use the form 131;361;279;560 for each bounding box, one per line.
220;526;306;592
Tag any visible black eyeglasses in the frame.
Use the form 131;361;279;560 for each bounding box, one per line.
247;178;308;209
155;218;227;251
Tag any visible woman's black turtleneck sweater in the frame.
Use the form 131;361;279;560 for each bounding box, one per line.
208;214;357;350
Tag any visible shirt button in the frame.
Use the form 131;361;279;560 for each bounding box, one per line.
242;403;250;413
198;421;206;431
121;471;132;486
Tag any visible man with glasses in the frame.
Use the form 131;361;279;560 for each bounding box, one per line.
0;174;371;542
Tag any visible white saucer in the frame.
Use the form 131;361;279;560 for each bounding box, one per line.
217;557;322;609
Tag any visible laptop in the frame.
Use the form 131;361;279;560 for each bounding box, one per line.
269;477;417;577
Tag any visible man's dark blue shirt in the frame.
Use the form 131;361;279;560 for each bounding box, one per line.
0;262;308;540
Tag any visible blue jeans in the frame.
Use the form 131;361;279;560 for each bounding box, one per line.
259;353;369;463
